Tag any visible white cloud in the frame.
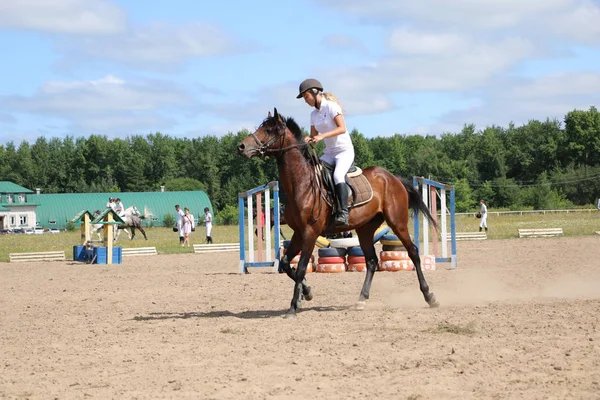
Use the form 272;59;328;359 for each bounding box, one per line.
429;71;600;133
0;75;192;135
0;0;126;34
4;75;191;114
59;22;239;68
387;28;467;55
319;0;575;29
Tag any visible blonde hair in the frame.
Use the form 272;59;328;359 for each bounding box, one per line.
322;92;345;113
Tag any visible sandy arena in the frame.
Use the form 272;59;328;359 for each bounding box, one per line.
1;236;599;399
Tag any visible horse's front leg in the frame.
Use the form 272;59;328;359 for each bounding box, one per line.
285;239;317;318
278;233;313;304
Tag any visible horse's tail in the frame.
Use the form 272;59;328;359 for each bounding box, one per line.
398;176;437;229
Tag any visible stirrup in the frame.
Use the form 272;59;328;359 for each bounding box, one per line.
335;212;348;227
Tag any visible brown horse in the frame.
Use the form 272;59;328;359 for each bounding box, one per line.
238;108;439;317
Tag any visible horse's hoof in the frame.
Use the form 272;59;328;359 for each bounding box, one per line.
427;293;440;308
283;310;297;319
356;301;367;311
303;286;313;301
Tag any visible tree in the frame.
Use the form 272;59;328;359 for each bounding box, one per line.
564;106;600;167
164;177;206;192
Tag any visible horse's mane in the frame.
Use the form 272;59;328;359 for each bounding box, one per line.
259;113;311;160
261;114;304;144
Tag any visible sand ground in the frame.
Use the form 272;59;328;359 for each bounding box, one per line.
1;236;599;399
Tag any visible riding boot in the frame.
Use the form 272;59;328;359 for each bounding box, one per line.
485;226;488;232
479;227;482;232
208;236;213;244
179;236;184;245
334;183;349;227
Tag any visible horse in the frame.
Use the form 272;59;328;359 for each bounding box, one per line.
91;206;148;241
237;108;439;318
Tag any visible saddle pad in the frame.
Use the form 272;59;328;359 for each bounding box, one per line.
348;174;373;208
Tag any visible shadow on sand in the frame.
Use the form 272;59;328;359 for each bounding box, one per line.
132;305;351;321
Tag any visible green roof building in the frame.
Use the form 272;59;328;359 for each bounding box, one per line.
0;181;213;230
0;181;38;230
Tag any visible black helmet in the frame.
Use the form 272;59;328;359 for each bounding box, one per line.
296;78;323;98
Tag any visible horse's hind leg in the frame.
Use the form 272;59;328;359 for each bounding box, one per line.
139;226;147;240
394;227;439;308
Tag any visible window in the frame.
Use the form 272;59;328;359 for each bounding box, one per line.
9;216;16;226
6;194;13;203
49;220;56;225
18;194;26;202
19;215;27;225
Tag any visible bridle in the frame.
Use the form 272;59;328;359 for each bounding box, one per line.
247;120;310;158
247;119;330;223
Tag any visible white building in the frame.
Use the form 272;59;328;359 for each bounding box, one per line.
0;181;38;231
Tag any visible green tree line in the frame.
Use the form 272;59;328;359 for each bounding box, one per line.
1;107;599;220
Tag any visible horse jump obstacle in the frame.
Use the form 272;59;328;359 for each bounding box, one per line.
193;243;239;254
450;232;488;241
122;247;158;257
71;209;124;264
413;177;457;269
9;251;66;263
238;181;281;273
518;228;564;238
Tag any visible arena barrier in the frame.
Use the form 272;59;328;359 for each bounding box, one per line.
238;181;281;273
518;228;564;238
193;243;239;254
451;232;487;241
9;251;66;263
413;177;457;269
122;247;158;257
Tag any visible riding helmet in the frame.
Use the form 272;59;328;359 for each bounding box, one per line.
296;78;323;98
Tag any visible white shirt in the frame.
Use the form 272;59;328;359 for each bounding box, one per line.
480;203;487;214
175;209;184;223
310;97;353;154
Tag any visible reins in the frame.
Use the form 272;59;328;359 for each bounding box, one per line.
248;121;330;223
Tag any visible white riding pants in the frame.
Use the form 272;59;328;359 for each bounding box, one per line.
320;147;355;185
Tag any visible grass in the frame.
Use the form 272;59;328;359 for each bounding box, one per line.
1;212;598;262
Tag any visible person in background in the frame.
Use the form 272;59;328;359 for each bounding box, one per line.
203;207;213;244
106;197;116;211
182;207;193;247
175;204;185;245
479;199;488;232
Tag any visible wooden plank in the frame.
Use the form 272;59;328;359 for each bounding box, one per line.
447;232;487;241
122;247;158;256
193;243;240;254
518;228;564;238
9;251;66;263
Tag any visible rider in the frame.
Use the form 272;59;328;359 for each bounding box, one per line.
298;78;355;227
114;198;126;218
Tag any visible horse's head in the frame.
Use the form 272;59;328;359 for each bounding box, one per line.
237;108;303;158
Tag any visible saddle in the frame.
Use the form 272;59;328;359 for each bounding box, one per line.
316;161;373;213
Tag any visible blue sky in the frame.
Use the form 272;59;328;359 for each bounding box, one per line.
1;0;599;145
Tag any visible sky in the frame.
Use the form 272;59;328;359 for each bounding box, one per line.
0;0;599;145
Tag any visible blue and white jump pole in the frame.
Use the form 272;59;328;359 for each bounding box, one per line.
238;181;281;274
412;177;457;269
